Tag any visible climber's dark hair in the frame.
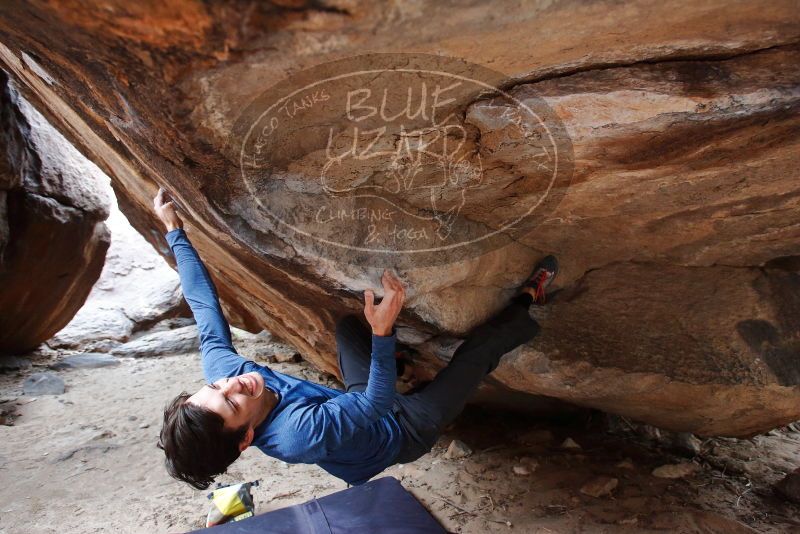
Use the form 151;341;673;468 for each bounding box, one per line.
157;392;247;490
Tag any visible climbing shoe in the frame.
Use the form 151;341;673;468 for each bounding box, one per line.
523;255;559;304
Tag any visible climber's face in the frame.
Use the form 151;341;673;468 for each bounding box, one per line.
187;372;267;432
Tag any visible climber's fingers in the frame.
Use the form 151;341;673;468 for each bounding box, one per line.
153;188;183;231
364;289;376;319
154;187;166;208
381;269;404;296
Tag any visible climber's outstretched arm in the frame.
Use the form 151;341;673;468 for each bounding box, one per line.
154;189;248;381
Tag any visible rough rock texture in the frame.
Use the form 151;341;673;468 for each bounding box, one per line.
0;71;110;354
580;476;618;498
49;200;189;352
110;324;200;358
230;327;302;364
0;355;30;371
775;467;800;504
0;0;798;435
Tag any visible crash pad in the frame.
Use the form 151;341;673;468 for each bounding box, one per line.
191;476;446;533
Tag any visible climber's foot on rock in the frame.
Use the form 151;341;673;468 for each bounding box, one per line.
522;255;559;304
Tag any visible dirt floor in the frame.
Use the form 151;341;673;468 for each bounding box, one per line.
1;340;799;533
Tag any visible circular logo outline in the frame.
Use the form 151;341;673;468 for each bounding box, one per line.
235;53;573;266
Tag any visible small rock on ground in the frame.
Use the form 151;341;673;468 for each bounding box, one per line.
144;317;195;334
561;437;582;450
641;425;663;442
267;352;301;364
111;325;199;358
775;468;800;504
652;462;699;479
673;433;703;456
0;356;32;372
616;458;635;469
50;353;120;370
580;476;619;498
513;464;534;476
444;439;472;459
23;372;65;395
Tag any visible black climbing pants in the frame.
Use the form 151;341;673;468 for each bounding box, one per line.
334;293;540;466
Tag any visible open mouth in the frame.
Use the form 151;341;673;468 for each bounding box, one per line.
248;377;255;396
240;374;262;397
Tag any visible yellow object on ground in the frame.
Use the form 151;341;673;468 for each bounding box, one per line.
206;480;259;527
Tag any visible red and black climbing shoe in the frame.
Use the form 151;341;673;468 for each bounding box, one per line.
523;255;559;304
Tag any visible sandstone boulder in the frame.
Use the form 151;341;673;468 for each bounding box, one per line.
0;0;797;436
49;201;189;352
0;72;110;354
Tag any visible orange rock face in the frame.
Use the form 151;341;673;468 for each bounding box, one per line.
0;0;797;435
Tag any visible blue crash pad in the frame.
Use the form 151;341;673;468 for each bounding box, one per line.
191;476;446;533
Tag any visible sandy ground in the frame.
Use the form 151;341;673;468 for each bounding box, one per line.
1;342;799;534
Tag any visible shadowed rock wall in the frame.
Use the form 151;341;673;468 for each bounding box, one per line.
0;0;798;435
0;71;110;353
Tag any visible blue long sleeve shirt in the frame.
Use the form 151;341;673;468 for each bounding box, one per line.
166;228;405;485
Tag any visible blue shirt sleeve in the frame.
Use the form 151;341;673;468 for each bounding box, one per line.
165;228;251;382
281;333;398;462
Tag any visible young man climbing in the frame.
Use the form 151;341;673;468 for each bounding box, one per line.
155;188;558;490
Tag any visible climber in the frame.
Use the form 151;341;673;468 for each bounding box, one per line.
154;188;558;490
